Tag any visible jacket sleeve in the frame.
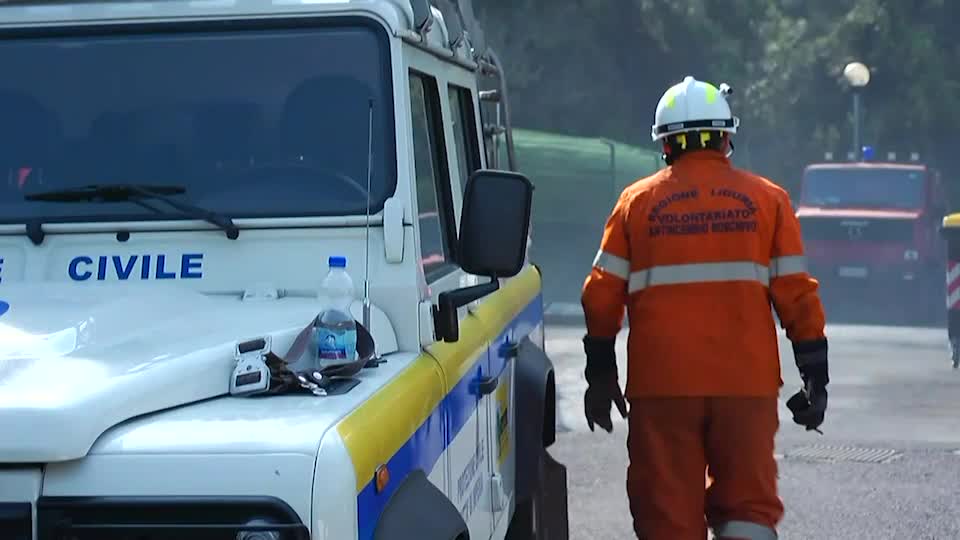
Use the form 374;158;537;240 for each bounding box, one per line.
581;193;631;338
769;191;826;344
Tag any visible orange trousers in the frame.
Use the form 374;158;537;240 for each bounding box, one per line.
626;397;783;540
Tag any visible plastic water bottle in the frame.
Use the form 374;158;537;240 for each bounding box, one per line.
315;256;358;365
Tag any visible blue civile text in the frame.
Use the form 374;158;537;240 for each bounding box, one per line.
68;254;204;281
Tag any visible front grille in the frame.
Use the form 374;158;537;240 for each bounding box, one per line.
0;502;32;540
799;216;915;243
37;496;309;540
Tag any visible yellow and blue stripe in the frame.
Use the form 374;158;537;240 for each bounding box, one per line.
336;265;545;539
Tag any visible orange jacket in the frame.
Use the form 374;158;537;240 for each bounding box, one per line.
581;151;826;397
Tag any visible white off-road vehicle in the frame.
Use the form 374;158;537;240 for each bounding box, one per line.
0;1;569;539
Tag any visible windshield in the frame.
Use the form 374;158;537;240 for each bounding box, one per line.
800;167;925;209
0;19;396;224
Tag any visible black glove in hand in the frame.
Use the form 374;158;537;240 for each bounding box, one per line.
788;338;829;433
584;373;628;432
583;335;628;433
786;380;827;433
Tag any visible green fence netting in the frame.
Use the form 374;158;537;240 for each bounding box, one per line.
498;128;665;227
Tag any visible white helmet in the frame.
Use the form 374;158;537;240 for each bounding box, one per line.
651;76;739;142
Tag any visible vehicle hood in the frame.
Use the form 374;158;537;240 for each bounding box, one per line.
796;206;922;220
0;283;325;462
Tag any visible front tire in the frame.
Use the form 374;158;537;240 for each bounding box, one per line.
505;448;541;540
505;447;568;540
505;496;538;539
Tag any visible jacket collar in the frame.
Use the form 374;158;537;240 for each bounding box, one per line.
670;149;731;169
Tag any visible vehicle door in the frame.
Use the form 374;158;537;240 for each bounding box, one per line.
445;77;520;531
407;60;495;539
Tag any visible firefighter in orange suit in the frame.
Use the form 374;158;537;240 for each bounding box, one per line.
580;76;829;540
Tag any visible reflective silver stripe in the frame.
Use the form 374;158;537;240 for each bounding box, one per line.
592;250;630;280
714;520;778;540
947;261;960;285
770;255;807;278
948;286;960;310
628;261;770;293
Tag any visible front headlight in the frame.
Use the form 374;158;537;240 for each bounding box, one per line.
37;496;308;540
904;249;920;261
237;519;281;540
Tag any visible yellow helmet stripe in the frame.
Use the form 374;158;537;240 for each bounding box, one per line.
663;82;686;109
703;83;719;104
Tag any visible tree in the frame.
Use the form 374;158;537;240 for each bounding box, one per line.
477;0;960;201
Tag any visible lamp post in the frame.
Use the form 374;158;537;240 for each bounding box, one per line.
843;61;871;160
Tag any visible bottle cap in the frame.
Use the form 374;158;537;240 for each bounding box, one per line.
328;256;347;268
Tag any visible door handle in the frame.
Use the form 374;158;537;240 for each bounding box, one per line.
499;340;520;360
476;341;519;396
476;374;499;396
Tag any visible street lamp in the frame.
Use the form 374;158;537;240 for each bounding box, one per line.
843;61;870;160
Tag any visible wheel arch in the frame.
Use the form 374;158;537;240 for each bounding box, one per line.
372;469;468;540
513;336;557;502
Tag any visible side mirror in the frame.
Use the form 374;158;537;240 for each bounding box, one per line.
433;169;534;343
459;169;533;277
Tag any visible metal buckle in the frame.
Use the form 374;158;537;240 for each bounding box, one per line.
229;336;273;397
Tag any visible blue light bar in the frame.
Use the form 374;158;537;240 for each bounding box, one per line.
862;145;875;160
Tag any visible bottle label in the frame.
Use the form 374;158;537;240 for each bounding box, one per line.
316;327;357;362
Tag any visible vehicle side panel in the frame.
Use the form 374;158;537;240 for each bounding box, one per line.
477;276;546;529
334;265;543;539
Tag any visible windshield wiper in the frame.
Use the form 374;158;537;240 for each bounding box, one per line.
24;184;240;241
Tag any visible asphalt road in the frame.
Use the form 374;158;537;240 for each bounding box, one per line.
542;317;960;540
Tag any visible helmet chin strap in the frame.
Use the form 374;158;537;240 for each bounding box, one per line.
661;140;674;165
726;139;736;158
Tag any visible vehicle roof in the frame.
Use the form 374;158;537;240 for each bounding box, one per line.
0;0;473;56
804;162;927;172
0;0;483;66
0;0;412;29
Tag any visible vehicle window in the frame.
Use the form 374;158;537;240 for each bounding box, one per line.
0;21;396;224
448;85;482;192
801;168;926;209
410;72;457;281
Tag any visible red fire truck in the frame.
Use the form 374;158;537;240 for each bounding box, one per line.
796;149;949;322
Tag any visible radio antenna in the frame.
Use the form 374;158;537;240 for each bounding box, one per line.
362;99;374;338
